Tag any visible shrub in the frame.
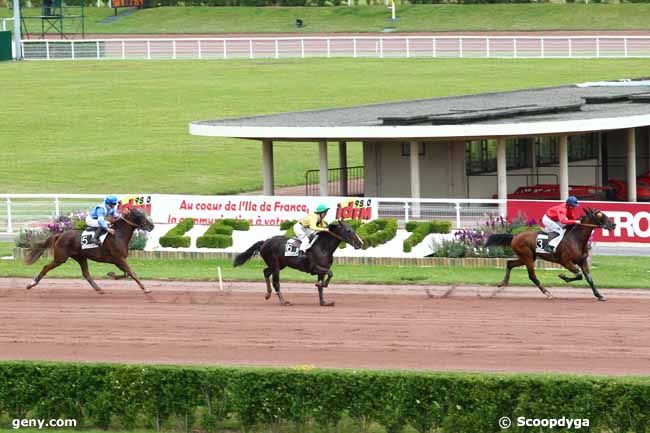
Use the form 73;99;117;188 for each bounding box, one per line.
196;235;233;249
357;218;397;248
403;220;452;253
217;219;250;231
280;220;296;231
158;218;194;248
128;230;148;251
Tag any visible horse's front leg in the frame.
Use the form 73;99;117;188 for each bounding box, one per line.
314;267;334;307
113;258;150;294
558;260;583;283
579;260;606;301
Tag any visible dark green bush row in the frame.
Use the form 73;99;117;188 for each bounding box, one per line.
217;219;250;231
403;220;452;252
196;234;233;248
1;361;649;433
357;218;397;247
158;218;194;248
280;219;296;231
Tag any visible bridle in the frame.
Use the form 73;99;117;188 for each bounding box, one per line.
120;215;139;228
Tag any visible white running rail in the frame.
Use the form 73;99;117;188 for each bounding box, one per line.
20;35;650;60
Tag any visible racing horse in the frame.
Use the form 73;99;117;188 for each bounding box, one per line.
24;208;155;294
233;220;364;306
485;208;616;301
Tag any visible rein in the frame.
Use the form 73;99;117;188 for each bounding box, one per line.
578;222;601;228
120;215;139;227
324;230;346;243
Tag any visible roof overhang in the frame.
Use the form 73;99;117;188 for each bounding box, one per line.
189;113;650;142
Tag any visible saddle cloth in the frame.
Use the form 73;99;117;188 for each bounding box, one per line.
81;229;108;250
285;238;300;257
535;233;549;254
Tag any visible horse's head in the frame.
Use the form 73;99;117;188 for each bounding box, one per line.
329;220;364;250
581;207;616;231
123;208;155;232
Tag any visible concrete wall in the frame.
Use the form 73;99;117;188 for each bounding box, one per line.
363;141;467;198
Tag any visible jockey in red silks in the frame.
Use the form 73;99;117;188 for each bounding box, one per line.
541;195;580;252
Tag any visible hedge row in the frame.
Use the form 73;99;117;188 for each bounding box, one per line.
196;219;249;249
158;218;194;248
403;220;452;252
196;221;234;249
0;361;649;433
357;218;397;247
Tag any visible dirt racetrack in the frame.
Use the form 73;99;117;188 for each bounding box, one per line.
1;278;649;376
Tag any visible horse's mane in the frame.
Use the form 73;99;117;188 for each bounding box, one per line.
580;207;600;221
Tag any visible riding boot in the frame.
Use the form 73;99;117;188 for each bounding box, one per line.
93;228;106;246
544;232;558;253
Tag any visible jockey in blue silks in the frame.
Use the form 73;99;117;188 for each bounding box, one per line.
85;195;121;244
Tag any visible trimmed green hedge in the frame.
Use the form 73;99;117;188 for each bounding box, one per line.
403;220;452;252
196;219;248;249
158;218;194;248
357;218;398;247
0;361;649;433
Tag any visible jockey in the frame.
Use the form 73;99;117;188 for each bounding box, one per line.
294;204;330;254
86;195;121;245
542;195;580;252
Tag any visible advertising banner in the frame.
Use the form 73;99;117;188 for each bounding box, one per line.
508;199;650;243
149;195;377;226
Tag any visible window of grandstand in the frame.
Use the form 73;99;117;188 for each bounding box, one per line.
465;134;598;175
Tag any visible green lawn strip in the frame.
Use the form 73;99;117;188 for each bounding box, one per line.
4;5;650;34
0;242;13;257
1;58;650;194
2;255;648;289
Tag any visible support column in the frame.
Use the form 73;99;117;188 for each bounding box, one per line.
410;141;421;218
13;0;22;59
627;128;637;202
319;140;329;196
339;141;348;196
496;138;507;217
262;139;274;196
559;135;569;201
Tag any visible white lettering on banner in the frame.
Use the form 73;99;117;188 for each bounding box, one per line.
150;195;377;226
600;211;650;238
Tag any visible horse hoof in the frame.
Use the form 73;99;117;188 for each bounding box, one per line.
96;289;105;295
26;280;37;290
143;289;151;294
497;282;506;288
265;293;271;300
598;296;607;302
315;283;322;289
282;301;293;307
545;293;554;300
320;301;335;307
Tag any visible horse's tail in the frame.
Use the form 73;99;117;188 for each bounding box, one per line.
485;233;514;248
233;240;265;267
24;234;58;265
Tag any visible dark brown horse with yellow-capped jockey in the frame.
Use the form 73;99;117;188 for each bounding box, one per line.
485;207;616;301
24;208;155;294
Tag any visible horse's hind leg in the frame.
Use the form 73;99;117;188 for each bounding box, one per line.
525;261;553;299
26;253;69;290
498;258;524;288
263;267;273;300
271;271;291;306
73;257;104;294
579;260;606;301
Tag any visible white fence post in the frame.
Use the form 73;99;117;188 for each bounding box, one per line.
379;38;384;58
486;38;490;58
596;37;600;58
353;38;357;58
513;38;517;58
624;37;628;57
54;197;60;217
459;37;463;58
121;40;126;60
96;41;101;59
406;38;410;58
432;37;436;58
275;40;279;59
249;40;253;59
403;202;410;223
540;38;544;58
71;41;75;60
568;38;572;57
300;38;305;58
46;40;50;60
197;40;202;60
172;40;177;59
223;40;227;59
455;202;461;229
6;199;11;234
326;39;330;58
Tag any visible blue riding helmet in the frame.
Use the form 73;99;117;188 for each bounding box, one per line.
105;195;119;206
566;196;579;207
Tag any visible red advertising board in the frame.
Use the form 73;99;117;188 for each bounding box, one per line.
508;199;650;243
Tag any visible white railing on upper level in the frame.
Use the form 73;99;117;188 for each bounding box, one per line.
0;194;106;234
0;194;505;234
19;35;650;61
1;18;13;32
